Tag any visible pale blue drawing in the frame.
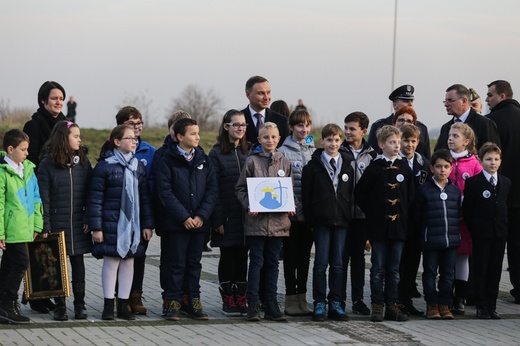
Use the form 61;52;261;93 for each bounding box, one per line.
259;180;288;210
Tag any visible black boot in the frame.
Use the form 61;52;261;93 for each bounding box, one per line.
451;280;467;315
117;298;135;320
234;282;248;315
73;281;87;319
219;281;239;316
53;297;69;321
29;299;50;313
102;298;115;320
0;294;30;324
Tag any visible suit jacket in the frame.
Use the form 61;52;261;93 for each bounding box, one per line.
462;172;511;239
368;114;431;159
242;106;290;148
434;108;501;152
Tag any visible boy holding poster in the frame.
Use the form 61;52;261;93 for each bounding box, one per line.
302;123;354;321
235;122;297;322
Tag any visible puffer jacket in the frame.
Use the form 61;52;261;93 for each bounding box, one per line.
0;153;43;243
450;152;482;255
135;138;156;179
415;178;461;250
341;139;377;219
38;152;92;256
87;150;154;259
156;142;218;233
235;147;293;237
209;143;248;247
278;135;315;217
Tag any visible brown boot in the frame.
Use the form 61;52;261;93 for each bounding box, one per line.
426;304;441;319
129;290;147;315
438;305;454;319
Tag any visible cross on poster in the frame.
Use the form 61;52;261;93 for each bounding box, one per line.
246;177;295;212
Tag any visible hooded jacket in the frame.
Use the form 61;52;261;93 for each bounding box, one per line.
0;153;43;243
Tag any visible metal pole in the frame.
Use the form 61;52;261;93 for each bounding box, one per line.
391;0;398;109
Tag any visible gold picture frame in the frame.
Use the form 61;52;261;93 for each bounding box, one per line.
24;232;70;300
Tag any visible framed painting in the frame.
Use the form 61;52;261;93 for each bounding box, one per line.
24;232;70;300
246;177;295;213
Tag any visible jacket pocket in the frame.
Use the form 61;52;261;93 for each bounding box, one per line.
6;210;13;232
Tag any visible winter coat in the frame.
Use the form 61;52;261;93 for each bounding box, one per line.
450;153;482;255
278;136;315;219
87;150;154;259
302;148;354;228
341;139;377;219
415;178;461;250
23;107;67;170
135;138;156;179
463;172;511;239
209;143;248;247
0;153;43;243
354;156;414;241
38;153;92;256
235;147;293;237
150;135;171;236
156;142;218;233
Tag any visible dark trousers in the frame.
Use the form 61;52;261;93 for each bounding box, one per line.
69;254;85;283
370;239;404;305
131;238;149;292
0;242;29;297
159;233;169;296
246;236;283;303
283;221;313;295
398;234;422;304
219;246;248;283
422;248;457;306
341;219;367;303
165;231;204;302
508;208;520;298
472;236;506;310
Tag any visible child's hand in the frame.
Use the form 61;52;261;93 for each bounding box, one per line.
92;230;104;243
142;228;153;241
82;224;90;234
193;216;203;228
249;211;258;216
0;240;5;250
288;211;296;217
41;232;48;239
214;225;225;235
183;217;196;230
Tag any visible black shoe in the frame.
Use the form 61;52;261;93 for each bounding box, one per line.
0;298;30;324
247;301;261;321
476;308;491;319
488;310;501;320
352;300;370;315
384;303;408;321
187;298;208;320
165;300;181;321
203;244;212;252
403;303;423;316
451;297;465;315
29;300;49;313
101;298;115;320
328;301;348;321
116;299;135;320
74;303;87;320
53;298;68;321
511;289;520;304
264;301;286;321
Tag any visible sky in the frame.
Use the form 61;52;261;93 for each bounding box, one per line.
1;0;520;135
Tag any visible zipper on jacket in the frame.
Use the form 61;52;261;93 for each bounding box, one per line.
69;167;74;255
442;188;449;247
6;210;13;232
234;147;242;175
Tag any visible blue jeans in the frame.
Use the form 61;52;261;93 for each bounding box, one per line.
422;248;457;306
370;239;404;305
312;225;347;303
246;236;283;303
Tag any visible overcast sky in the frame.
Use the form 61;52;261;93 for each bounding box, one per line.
1;0;519;135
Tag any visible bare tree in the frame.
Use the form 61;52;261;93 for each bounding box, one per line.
170;85;223;130
116;90;154;125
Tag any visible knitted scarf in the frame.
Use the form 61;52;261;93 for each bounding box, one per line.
105;149;141;258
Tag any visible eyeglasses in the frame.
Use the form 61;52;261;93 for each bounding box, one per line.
226;123;248;129
443;97;462;104
396;118;414;124
124;121;144;128
122;137;139;143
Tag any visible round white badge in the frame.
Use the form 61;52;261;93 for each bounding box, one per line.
197;164;203;170
140;158;148;166
73;156;80;165
358;162;366;170
482;190;491;199
278;170;285;177
440;192;448;201
462;172;470;180
342;174;349;182
396;174;404;182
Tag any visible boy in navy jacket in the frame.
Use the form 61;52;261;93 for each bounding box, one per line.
463;142;511;319
156;118;218;321
354;125;413;322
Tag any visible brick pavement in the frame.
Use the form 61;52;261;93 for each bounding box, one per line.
1;236;520;345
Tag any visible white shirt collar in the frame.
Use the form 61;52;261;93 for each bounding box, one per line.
482;170;498;185
456;108;471;123
4;156;24;178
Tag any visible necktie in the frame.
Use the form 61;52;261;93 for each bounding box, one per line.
454;118;462;123
254;113;263;133
330;158;336;174
490;176;496;186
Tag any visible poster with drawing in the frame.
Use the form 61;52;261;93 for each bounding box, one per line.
246;177;295;213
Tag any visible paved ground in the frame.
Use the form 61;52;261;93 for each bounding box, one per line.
1;235;520;345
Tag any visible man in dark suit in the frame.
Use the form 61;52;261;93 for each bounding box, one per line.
434;84;500;152
368;84;431;159
242;76;289;147
486;80;520;303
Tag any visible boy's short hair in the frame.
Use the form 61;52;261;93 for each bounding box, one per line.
321;123;343;139
400;124;421;140
3;129;29;150
174;118;198;138
430;149;452;166
115;106;142;125
343;111;369;130
168;110;191;129
376;125;400;143
288;109;312;127
479;141;502;159
259;121;279;134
